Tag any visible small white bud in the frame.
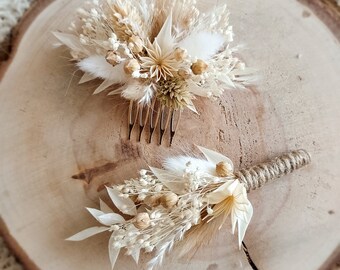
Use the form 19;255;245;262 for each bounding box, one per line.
236;62;246;70
142;241;150;248
122;187;129;193
112;242;121;249
139;169;148;176
184;223;192;230
154;184;163;192
137;193;146;201
139;179;148;186
116;185;124;191
137;239;144;244
226;31;233;42
80;38;87;45
145;245;154;252
143;234;151;240
207;206;214;215
112;225;120;231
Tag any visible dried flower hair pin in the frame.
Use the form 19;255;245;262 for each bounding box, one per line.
53;0;255;145
67;146;311;270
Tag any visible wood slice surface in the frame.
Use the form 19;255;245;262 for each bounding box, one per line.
0;0;339;269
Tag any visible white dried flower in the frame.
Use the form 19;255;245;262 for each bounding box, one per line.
205;179;253;248
141;41;179;81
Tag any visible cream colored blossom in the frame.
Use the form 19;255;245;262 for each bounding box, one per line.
140;15;179;81
141;39;179;81
205;179;253;248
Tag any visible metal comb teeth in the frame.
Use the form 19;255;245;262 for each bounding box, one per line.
127;98;181;146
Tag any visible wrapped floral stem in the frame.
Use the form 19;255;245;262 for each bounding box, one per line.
67;147;311;270
235;149;311;191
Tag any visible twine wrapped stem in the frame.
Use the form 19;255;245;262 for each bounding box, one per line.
235;149;311;192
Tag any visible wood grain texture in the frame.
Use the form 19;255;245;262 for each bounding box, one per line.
0;0;53;63
298;0;340;41
0;0;339;270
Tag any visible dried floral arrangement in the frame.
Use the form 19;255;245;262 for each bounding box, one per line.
53;0;256;144
67;146;311;270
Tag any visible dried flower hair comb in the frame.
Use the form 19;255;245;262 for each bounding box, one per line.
67;146;311;270
53;0;255;145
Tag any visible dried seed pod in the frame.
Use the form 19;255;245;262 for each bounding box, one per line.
105;51;121;66
124;59;140;74
134;212;151;230
174;48;187;61
160;192;178;209
129;35;144;53
191;59;208;75
144;194;162;207
177;69;191;79
216;161;233;177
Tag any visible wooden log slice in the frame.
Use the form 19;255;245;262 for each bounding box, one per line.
0;0;339;269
